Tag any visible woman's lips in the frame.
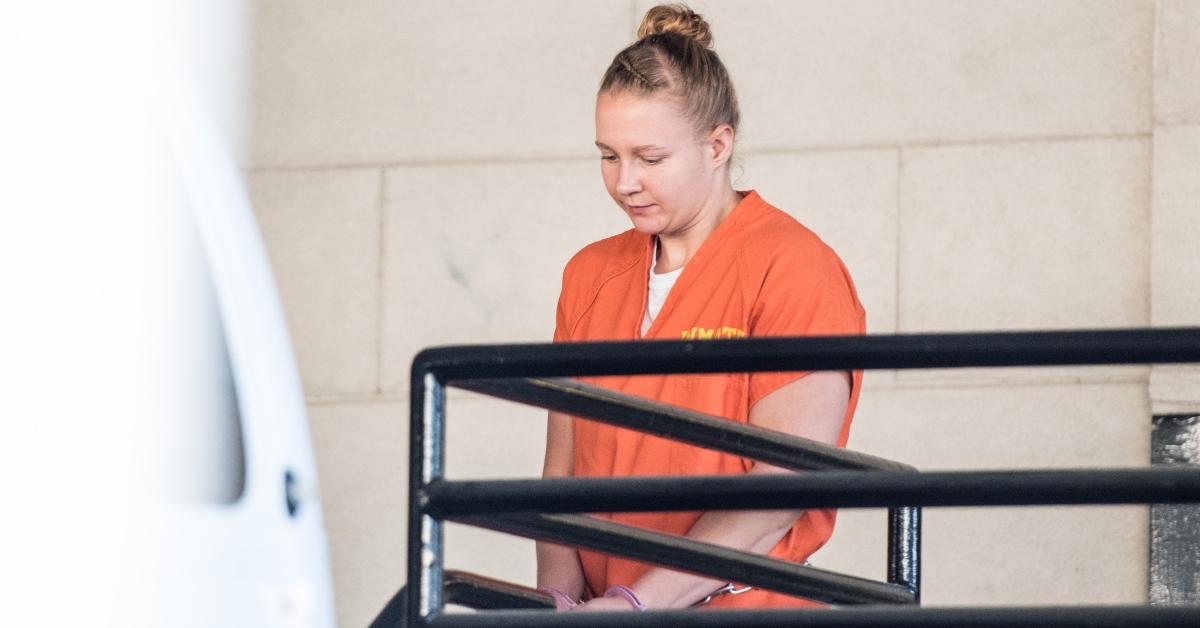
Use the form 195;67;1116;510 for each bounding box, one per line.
627;203;655;215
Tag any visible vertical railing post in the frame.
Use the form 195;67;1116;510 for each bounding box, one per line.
887;506;922;602
407;370;447;626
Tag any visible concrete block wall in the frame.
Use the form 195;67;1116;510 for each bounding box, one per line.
1151;1;1200;414
247;2;1199;625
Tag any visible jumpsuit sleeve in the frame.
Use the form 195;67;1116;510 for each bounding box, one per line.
746;246;865;410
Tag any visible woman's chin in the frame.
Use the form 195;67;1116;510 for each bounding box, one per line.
628;216;666;235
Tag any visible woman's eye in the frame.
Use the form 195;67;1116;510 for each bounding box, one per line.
644;157;665;165
600;155;618;162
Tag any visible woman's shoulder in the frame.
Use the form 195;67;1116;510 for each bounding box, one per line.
735;193;845;276
555;229;645;335
559;228;652;312
559;228;645;294
734;194;865;329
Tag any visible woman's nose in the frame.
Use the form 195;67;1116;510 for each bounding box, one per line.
615;164;641;195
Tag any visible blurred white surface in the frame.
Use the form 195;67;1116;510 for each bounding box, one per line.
0;2;334;626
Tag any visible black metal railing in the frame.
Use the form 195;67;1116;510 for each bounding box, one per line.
380;328;1200;627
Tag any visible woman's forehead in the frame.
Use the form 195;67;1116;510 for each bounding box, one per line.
595;91;693;146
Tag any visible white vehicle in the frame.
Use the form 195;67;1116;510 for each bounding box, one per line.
2;3;337;626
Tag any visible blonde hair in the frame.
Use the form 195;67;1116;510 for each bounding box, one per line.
599;3;740;136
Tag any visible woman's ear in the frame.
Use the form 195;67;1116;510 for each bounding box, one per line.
707;124;735;169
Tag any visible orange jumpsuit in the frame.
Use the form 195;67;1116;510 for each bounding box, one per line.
553;190;866;608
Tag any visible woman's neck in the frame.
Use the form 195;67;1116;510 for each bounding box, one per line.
654;185;743;273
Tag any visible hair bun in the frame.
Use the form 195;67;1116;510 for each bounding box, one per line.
637;3;713;48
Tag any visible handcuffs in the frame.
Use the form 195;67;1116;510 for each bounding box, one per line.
690;559;811;607
690;582;754;607
547;560;815;610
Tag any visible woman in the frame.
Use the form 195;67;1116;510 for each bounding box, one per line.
538;3;866;611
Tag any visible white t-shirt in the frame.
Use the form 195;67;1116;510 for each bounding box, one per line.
641;239;683;337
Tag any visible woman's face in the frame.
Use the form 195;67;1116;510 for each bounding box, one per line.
595;91;722;236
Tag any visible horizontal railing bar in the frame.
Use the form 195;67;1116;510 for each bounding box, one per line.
452;512;915;606
450;377;915;472
425;467;1200;516
443;570;554;610
414;327;1200;379
426;605;1200;627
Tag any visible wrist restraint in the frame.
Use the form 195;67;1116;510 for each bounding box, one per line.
602;584;647;611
